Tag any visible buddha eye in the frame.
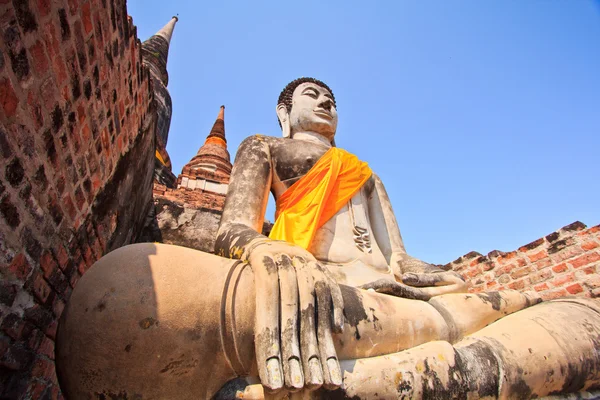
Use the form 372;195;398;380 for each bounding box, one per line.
303;89;319;98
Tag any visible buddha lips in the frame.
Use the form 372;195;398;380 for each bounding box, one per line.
269;147;372;249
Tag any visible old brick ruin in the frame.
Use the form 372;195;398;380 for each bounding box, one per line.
444;221;600;300
0;0;598;398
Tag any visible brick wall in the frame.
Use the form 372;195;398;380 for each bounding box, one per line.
0;0;155;398
444;221;600;300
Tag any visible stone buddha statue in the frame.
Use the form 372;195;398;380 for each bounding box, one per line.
56;78;600;399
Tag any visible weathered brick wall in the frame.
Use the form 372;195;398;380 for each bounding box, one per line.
0;0;155;398
444;222;600;300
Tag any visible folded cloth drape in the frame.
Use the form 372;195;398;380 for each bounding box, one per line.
269;147;372;249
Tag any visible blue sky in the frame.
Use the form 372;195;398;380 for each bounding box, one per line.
128;1;600;264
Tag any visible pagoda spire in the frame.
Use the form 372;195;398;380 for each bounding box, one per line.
142;16;179;187
201;105;227;152
177;106;232;193
142;16;178;86
155;15;178;43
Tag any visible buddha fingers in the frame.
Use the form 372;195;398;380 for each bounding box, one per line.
276;254;303;391
252;254;283;392
293;257;324;389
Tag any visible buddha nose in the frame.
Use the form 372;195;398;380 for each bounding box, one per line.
319;98;333;111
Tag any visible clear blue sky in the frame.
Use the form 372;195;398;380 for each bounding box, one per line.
128;1;600;264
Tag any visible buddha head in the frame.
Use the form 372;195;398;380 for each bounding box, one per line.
276;77;338;143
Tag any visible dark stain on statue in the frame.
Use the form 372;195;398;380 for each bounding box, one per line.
262;256;277;274
94;301;106;312
508;367;534;400
455;340;499;398
340;285;368;340
369;307;382;331
476;292;503;311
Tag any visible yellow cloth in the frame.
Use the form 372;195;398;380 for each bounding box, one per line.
269;147;372;249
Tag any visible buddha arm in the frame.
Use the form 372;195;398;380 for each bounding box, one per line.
366;174;436;279
215;135;273;259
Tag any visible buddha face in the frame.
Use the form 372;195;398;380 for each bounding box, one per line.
288;82;338;142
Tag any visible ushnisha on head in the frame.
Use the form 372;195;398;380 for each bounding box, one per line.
276;77;338;143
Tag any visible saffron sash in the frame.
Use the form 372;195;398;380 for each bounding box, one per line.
269;147;372;249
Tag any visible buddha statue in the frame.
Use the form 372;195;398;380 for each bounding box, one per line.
56;78;600;399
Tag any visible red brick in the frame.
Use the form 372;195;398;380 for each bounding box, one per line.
528;250;547;262
55;245;69;268
511;266;532;280
40;251;58;279
52;55;68;87
82;1;93;34
508;279;526;290
36;0;51;16
566;283;584;295
581;241;599;251
552;272;574;288
45;320;58;341
43;22;61;60
39;77;57;113
0;78;19;118
77;258;87;275
542;288;569;300
579;225;600;236
534;283;549;292
516;258;527;267
29;40;50;75
69;269;81;288
534;258;552;270
31;356;54;380
581;266;596;275
32;273;52;303
550;246;584;263
27;91;44;129
37;335;55;359
29;382;50;399
6;253;32;280
519;238;545;252
486;281;498;289
529;269;553;284
62;194;77;221
552;263;568;274
52;297;65;319
73;186;86;210
569;252;600;269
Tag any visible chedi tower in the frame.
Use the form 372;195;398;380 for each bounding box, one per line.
141;16;178;187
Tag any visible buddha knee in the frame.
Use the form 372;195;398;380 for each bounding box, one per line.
56;243;256;399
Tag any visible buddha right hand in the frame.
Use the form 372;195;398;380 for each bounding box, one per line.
246;240;344;393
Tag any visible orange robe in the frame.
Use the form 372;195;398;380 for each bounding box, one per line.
269;147;372;249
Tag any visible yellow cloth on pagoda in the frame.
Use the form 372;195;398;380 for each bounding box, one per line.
269;147;372;249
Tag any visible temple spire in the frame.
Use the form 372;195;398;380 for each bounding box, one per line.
142;16;178;86
142;16;179;187
155;16;178;43
201;105;227;151
177;106;232;193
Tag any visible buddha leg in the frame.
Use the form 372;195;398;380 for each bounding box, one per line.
325;298;600;399
56;243;257;400
56;242;541;399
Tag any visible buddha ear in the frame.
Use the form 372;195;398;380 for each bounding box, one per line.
276;103;291;138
